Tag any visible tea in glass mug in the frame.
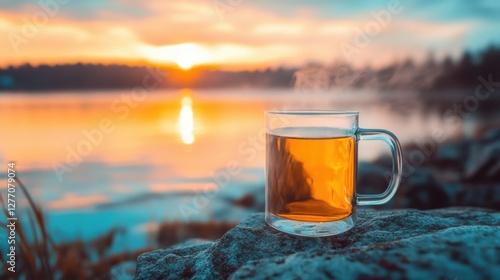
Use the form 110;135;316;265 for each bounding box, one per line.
265;111;402;237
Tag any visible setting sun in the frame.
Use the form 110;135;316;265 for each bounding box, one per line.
176;57;195;70
142;43;208;69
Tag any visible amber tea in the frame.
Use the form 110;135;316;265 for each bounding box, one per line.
266;131;355;223
266;111;402;236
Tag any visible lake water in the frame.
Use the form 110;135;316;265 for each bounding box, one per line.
0;88;491;251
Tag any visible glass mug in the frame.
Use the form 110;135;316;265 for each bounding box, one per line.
265;111;402;237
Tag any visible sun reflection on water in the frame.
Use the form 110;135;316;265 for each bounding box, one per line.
179;89;195;144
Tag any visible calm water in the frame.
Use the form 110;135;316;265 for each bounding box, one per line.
0;88;482;250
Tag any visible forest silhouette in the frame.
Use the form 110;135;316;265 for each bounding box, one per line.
0;45;499;92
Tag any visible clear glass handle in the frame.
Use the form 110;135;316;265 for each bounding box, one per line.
356;128;403;205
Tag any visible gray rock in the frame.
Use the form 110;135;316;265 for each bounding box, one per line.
464;141;500;181
402;168;451;210
232;226;500;280
434;139;470;170
135;239;213;279
135;208;500;279
356;127;500;210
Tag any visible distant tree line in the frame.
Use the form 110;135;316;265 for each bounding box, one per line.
0;45;498;92
431;45;500;90
294;45;500;92
0;63;296;91
0;63;152;91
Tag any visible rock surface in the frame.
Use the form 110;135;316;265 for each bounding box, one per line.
135;208;500;279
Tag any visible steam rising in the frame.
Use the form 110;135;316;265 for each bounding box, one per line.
294;60;443;92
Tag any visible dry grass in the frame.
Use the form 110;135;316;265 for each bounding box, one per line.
0;179;236;279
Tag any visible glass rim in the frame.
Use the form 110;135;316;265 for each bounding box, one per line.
265;110;359;116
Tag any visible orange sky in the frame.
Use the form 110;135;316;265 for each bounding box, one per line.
1;0;498;70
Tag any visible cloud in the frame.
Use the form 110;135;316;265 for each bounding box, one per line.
0;0;499;67
0;0;151;20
